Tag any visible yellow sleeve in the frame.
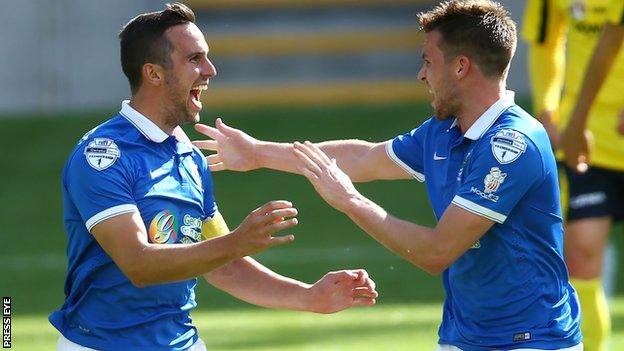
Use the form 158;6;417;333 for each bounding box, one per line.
201;211;230;240
607;0;624;25
522;0;568;118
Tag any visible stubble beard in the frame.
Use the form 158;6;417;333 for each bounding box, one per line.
433;83;462;121
163;73;199;129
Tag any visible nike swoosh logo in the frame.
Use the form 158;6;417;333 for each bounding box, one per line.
433;153;447;160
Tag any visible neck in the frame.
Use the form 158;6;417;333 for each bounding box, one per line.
128;89;175;135
456;81;506;134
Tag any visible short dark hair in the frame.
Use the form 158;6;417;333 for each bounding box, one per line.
119;3;196;94
418;0;517;79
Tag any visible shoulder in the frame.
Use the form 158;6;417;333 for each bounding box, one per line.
399;116;451;139
67;115;140;174
422;116;454;131
497;106;550;147
477;106;550;170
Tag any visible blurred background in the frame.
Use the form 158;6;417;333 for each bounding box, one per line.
0;0;529;112
1;1;622;350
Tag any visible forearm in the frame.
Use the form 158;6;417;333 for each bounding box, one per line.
128;234;244;287
255;140;303;174
94;202;298;288
317;140;386;182
205;257;314;311
256;139;377;181
340;195;443;274
570;23;624;128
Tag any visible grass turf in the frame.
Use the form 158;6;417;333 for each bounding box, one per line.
2;101;624;350
12;299;624;350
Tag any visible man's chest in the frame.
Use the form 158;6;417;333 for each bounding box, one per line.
425;131;475;216
133;152;208;244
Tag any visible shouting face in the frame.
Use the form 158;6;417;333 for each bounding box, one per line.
161;23;216;127
417;30;462;120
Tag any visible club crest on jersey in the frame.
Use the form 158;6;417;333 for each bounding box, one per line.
84;138;120;171
490;129;526;164
484;167;507;193
470;167;507;202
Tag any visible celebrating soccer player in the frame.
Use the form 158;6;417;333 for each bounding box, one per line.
49;3;377;350
194;1;583;350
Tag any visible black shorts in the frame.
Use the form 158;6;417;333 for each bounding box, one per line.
562;164;624;221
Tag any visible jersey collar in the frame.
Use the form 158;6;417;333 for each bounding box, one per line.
119;100;169;143
454;90;515;140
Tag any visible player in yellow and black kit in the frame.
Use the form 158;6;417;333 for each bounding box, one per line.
523;1;624;350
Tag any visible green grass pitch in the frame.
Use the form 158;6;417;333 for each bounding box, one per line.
2;101;624;350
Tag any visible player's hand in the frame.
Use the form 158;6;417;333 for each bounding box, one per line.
537;110;559;149
293;141;361;213
193;118;260;172
307;269;378;314
560;118;593;173
230;201;298;256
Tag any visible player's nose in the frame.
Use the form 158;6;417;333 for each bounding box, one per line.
202;58;217;79
417;64;426;83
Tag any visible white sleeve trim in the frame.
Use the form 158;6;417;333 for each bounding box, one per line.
451;196;507;224
85;204;138;232
385;140;425;182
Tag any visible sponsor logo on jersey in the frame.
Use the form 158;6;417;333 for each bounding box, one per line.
490;129;526;164
84;138;120;171
180;214;203;243
470;187;500;202
148;210;178;244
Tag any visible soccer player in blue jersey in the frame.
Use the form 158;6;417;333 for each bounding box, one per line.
49;3;378;351
193;1;582;350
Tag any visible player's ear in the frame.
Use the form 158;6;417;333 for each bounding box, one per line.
455;55;470;79
142;63;165;87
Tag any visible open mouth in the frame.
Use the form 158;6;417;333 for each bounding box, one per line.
190;83;208;109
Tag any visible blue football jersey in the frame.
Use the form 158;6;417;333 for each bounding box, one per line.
49;101;217;351
387;93;581;350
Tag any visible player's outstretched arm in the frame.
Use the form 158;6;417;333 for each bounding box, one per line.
205;257;377;313
193;118;411;182
91;201;298;287
561;22;624;172
293;141;494;274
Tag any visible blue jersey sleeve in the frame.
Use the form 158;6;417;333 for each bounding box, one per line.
452;129;544;223
65;138;138;232
387;119;431;182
